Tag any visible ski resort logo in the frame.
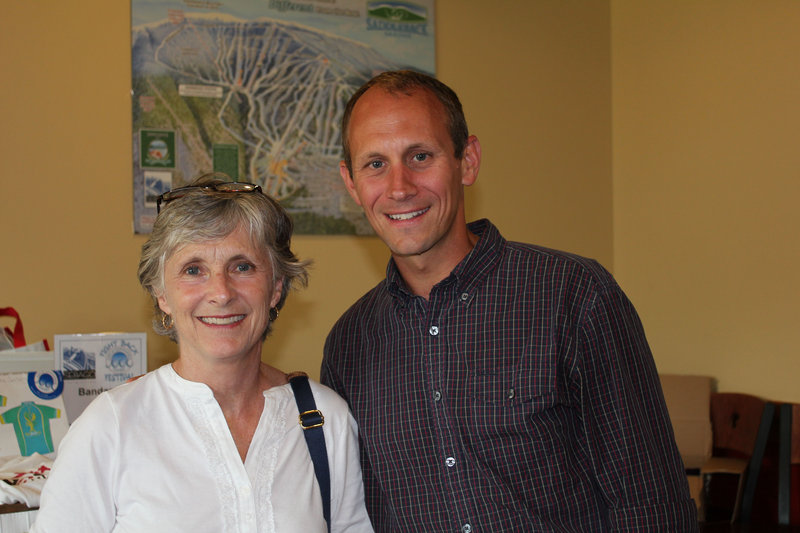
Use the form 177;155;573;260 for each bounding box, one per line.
100;339;138;372
61;345;96;379
100;338;141;383
140;130;175;169
366;1;428;36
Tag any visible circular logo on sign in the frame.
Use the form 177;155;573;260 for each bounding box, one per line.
28;371;64;400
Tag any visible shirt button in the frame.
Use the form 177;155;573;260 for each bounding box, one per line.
462;525;472;533
445;457;456;467
429;325;439;336
507;388;515;399
433;390;442;402
460;292;469;301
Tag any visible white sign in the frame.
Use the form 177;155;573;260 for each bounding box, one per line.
54;334;147;424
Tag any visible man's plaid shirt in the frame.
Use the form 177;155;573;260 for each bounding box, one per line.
322;219;697;532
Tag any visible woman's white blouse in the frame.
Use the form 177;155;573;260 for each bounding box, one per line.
31;364;373;533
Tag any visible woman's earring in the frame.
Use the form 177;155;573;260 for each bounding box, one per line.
269;307;279;322
161;313;174;330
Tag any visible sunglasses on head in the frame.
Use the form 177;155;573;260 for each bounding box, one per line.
156;182;262;213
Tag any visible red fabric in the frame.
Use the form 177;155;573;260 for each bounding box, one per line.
0;307;26;348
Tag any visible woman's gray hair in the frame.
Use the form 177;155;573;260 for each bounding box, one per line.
138;173;310;341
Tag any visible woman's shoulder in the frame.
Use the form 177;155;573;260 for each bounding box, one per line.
308;379;348;407
72;364;173;422
104;363;171;397
287;373;350;415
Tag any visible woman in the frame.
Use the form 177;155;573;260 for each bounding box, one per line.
32;174;373;532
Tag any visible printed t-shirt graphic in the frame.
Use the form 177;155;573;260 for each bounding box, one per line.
0;401;62;455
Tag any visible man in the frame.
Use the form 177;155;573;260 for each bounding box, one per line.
321;70;697;532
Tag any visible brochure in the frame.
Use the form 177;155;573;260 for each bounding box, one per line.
54;333;147;423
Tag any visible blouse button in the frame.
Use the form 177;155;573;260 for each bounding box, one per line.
429;325;439;336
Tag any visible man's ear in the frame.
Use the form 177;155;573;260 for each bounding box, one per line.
460;135;482;187
339;160;363;206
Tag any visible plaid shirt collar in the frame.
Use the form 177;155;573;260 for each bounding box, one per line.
384;218;505;303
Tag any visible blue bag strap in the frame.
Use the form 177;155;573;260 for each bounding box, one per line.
289;374;331;533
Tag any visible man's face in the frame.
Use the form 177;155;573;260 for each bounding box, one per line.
340;88;480;265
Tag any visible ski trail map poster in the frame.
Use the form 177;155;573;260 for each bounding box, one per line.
131;0;436;235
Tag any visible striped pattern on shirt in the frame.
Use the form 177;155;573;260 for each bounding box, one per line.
322;219;697;532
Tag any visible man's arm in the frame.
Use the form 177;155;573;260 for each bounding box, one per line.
574;279;698;531
322;338;394;532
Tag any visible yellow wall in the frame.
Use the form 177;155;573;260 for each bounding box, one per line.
4;2;794;403
612;1;800;402
0;1;611;379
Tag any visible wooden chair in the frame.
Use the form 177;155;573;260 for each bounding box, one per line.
706;392;773;523
659;374;714;519
658;377;777;523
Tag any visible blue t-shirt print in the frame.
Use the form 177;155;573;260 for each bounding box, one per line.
0;401;62;455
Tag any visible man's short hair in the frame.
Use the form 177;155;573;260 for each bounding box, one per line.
341;70;469;175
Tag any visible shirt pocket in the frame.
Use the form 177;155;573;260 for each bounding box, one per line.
470;368;554;404
467;369;561;434
464;371;570;497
